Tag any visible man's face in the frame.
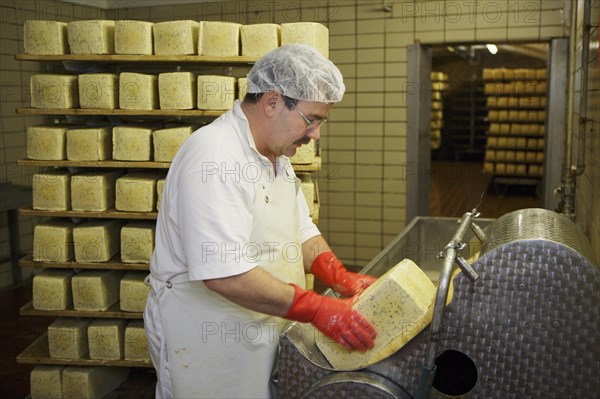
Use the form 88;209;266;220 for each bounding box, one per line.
277;100;333;158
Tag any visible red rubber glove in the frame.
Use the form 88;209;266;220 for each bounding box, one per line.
284;284;376;351
311;251;377;297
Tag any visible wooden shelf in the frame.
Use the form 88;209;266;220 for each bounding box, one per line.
16;108;224;117
16;53;258;63
20;301;143;319
20;253;149;271
17;333;153;368
19;207;157;220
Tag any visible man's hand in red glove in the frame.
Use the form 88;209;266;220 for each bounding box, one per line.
311;251;377;297
284;284;376;351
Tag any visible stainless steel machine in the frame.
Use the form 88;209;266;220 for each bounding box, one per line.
276;208;600;398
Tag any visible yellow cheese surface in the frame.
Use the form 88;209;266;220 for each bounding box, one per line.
32;170;71;211
116;172;165;212
120;222;155;264
158;72;196;110
78;74;118;109
238;77;248;101
200;21;241;56
70;170;122;211
67;20;115;54
27;125;68;160
154;20;199;55
156;178;166;210
112;125;154;161
241;23;280;57
120;271;151;311
24;20;68;55
115;20;154;55
73;219;123;263
197;75;236;110
72;270;124;311
281;22;329;57
66;127;112;161
124;320;151;361
297;173;315;215
48;318;91;359
33;220;74;262
289;140;315;164
30;365;64;399
87;319;126;360
62;366;129;399
30;74;79;109
119;72;158;110
33;269;74;311
153;126;194;162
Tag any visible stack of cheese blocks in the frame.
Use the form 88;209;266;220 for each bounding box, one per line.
25;20;329;111
430;71;447;150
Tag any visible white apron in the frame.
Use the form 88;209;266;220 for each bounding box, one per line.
145;163;305;399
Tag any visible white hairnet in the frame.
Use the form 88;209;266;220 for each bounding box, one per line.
246;44;345;103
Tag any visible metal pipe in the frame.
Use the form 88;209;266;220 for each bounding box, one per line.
572;0;591;177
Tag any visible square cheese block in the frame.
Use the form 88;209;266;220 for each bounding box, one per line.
241;24;280;57
281;22;329;57
158;72;197;110
124;320;150;361
116;172;164;212
33;220;74;262
298;173;315;215
156;177;166;210
87;319;126;360
48;318;91;359
197;75;236;110
78;74;118;109
119;72;158;110
33;269;74;310
115;20;154;55
121;222;155;264
66;127;112;161
73;219;123;263
199;21;241;56
30;365;65;399
27;125;68;160
72;270;124;311
289;139;315;164
70;170;122;211
153;125;194;162
24;20;68;55
30;74;79;109
67;20;115;54
62;366;129;399
238;77;248;101
32;169;70;211
112;125;154;161
316;258;436;370
153;20;199;55
120;271;151;311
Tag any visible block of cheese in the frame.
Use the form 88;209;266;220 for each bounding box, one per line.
115;172;164;212
197;75;236;110
124;320;150;361
48;318;91;359
30;74;79;109
158;72;197;110
156;177;166;210
66;127;112;161
32;169;70;211
87;319;126;360
199;21;241;56
30;365;65;399
67;20;115;54
289;139;315;164
240;24;280;57
119;72;158;110
121;222;155;264
78;74;118;109
115;20;154;55
153;125;194;162
281;22;329;57
298;173;315;215
316;259;436;370
120;271;150;311
33;269;74;310
238;77;248;101
73;219;123;263
62;366;129;399
27;125;68;160
24;20;68;55
70;170;122;211
112;125;154;161
153;20;199;55
72;270;124;311
33;220;74;262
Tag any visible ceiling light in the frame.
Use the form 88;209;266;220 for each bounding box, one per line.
486;44;498;54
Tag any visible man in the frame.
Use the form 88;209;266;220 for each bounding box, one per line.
144;44;377;398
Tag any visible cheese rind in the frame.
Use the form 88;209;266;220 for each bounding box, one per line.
156;178;166;210
24;20;68;55
240;23;280;57
33;269;74;310
120;271;151;311
114;20;154;55
158;72;197;110
30;74;79;109
289;140;315;164
298;173;315;216
200;21;241;56
197;75;236;110
70;170;122;211
30;365;65;399
124;320;151;361
153;126;194;162
281;22;329;57
32;170;71;211
33;220;74;262
315;259;436;370
62;366;129;399
78;74;119;109
66;127;112;161
73;220;123;263
112;125;154;161
87;319;127;360
120;222;155;264
238;77;248;101
153;20;199;55
72;270;124;311
27;125;68;160
48;318;91;359
115;172;164;212
67;20;115;54
119;72;158;110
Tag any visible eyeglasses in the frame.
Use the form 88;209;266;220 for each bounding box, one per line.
290;102;327;130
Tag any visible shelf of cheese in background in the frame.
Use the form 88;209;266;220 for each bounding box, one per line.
430;72;448;150
482;68;547;180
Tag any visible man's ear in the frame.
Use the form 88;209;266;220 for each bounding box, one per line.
263;91;280;117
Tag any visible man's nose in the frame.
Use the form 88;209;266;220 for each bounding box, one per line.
306;125;320;141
